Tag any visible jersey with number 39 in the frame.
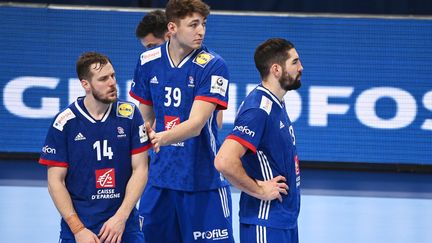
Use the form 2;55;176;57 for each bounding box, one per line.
39;97;151;239
227;85;301;229
130;41;229;191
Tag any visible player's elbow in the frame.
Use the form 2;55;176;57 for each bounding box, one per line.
214;153;230;175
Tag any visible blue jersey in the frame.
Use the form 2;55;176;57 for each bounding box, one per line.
130;41;230;191
39;97;151;239
227;85;301;229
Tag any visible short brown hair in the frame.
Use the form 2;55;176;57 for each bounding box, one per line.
76;52;111;81
254;38;295;79
166;0;210;23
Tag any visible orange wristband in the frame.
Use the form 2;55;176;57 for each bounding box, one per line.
65;214;85;234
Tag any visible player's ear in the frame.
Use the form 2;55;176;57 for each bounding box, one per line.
167;21;176;34
270;63;282;78
80;79;90;92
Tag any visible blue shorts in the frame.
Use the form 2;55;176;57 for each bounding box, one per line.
240;223;298;243
138;184;234;243
58;230;144;243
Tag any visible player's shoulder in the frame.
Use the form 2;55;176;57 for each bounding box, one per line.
192;45;226;69
114;99;137;119
242;86;278;115
139;46;163;66
52;102;78;131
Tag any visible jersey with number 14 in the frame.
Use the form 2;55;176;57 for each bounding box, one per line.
39;97;151;239
130;41;230;191
227;85;301;229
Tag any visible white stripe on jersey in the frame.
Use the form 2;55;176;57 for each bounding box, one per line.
256;225;267;243
257;150;273;220
207;112;217;156
101;104;112;122
218;187;230;218
75;101;96;123
166;41;197;68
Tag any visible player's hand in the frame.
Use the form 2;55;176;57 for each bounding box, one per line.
256;175;288;202
97;215;126;243
146;122;162;153
75;228;101;243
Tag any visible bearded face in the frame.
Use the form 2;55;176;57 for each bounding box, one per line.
278;65;302;91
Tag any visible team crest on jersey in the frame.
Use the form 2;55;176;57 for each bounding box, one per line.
140;47;161;65
53;108;76;131
192;51;214;67
116;102;135;119
188;76;195;87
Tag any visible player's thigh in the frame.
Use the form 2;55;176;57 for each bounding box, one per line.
179;186;234;242
121;230;145;243
240;223;298;243
139;186;181;243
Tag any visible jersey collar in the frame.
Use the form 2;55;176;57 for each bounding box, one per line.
166;40;198;68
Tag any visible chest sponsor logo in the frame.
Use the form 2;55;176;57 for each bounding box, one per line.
210;75;228;97
164;116;184;147
117;102;134;119
164;115;180;130
233;125;255;137
192;51;214;67
295;155;300;175
95;168;116;188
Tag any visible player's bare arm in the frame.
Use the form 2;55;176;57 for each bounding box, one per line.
147;100;216;152
139;103;155;128
99;151;148;243
47;166;101;243
215;139;288;202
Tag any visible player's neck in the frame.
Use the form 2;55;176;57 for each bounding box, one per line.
168;40;194;67
83;96;111;120
262;80;286;102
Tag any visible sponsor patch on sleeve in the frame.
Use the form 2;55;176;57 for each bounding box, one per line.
53;108;76;131
140;47;162;65
210;75;228;97
117;102;135;119
192;51;214;67
139;124;148;143
259;96;273;115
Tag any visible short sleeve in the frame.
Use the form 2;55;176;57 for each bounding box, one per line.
226;108;268;153
194;59;230;110
129;56;153;106
130;105;151;155
39;118;69;167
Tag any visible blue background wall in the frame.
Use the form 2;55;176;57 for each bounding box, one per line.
0;6;431;164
